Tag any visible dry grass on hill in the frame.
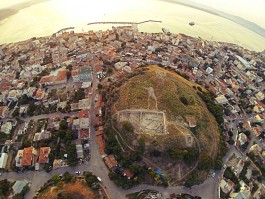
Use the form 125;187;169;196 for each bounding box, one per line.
37;180;98;199
114;66;219;158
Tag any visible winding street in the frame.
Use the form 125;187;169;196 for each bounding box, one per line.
0;55;221;199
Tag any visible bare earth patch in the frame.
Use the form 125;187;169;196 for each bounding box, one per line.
37;180;98;199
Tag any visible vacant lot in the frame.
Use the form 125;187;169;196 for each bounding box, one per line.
37;180;98;199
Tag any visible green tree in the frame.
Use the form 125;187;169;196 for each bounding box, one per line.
198;154;214;171
51;174;61;184
179;96;188;105
12;108;19;118
59;120;68;131
84;172;97;187
0;132;7;142
183;148;199;165
65;130;73;141
66;144;78;167
73;88;85;102
150;149;161;157
27;102;36;116
0;179;11;196
63;172;74;183
129;163;142;175
197;86;203;92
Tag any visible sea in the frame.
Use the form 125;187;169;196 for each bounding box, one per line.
0;0;265;52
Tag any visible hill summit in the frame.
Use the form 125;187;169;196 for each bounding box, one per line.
110;66;220;183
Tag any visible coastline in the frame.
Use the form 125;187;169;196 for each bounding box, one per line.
0;0;49;21
0;9;18;21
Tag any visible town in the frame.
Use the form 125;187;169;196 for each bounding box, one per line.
0;25;264;199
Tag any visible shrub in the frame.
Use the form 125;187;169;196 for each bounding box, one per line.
179;96;188;105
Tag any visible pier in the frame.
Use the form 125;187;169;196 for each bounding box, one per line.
56;27;75;34
87;20;162;26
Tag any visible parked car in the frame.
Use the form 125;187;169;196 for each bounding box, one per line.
75;171;81;175
97;177;102;182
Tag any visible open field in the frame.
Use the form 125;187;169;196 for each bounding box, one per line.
37;180;98;199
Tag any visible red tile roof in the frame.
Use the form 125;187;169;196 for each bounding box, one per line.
22;146;38;166
96;134;105;155
54;69;68;82
98;126;104;132
104;154;118;169
34;89;44;100
39;147;51;164
79;129;89;139
123;169;134;179
71;70;78;76
78;109;89;119
39;75;54;84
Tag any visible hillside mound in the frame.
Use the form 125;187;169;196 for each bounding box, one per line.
111;66;220;182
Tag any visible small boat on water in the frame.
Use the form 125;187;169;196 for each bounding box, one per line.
189;21;195;26
162;28;170;33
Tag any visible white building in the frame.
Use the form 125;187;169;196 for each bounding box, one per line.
206;67;213;74
255;91;265;101
1;122;13;135
0;153;8;169
215;95;229;105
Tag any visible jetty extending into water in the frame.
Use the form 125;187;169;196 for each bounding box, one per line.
87;20;162;26
56;27;75;34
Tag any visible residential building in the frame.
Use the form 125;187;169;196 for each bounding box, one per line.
0;153;8;169
78;67;92;82
54;69;68;84
237;133;248;146
249;144;262;154
255;91;265;101
78;129;89;139
21;146;38;167
230;181;251;199
53;159;63;169
215;95;229;105
12;180;29;196
1;122;12;135
15;150;24;167
39;75;54;85
33;131;51;142
185;115;197;128
252;114;264;124
78;99;90;110
123;169;134;180
76;144;84;159
220;179;235;194
104;154;118;170
71;70;80;83
79;109;89;129
96;131;106;157
0;106;8;118
38;147;51;164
